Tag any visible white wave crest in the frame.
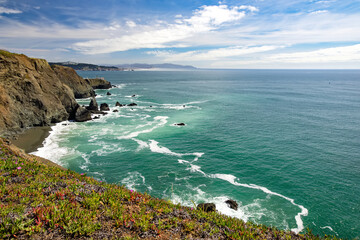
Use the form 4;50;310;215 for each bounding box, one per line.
31;121;77;165
210;173;308;234
117;116;168;139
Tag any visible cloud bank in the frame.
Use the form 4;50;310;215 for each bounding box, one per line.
73;4;257;54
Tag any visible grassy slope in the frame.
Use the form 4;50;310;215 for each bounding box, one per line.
0;138;339;239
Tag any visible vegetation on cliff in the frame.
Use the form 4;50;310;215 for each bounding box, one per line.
0;138;338;239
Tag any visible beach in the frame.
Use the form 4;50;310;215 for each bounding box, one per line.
12;126;52;153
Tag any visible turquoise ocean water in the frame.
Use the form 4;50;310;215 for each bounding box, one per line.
34;70;360;238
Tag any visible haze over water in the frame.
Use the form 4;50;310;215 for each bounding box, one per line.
34;70;360;239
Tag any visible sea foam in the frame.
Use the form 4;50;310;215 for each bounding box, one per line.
210;173;308;234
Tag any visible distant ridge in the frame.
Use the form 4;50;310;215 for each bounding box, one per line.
50;61;197;71
115;63;197;70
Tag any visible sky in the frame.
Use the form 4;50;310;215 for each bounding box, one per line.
0;0;360;69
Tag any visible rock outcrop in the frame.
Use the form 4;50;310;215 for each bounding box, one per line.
225;199;238;210
85;78;112;89
75;106;92;122
100;103;110;111
0;50;81;136
0;50;100;136
51;65;95;98
86;97;99;111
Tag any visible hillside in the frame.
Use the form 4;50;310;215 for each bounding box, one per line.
0;138;338;239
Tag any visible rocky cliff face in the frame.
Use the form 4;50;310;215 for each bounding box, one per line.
0;50;84;136
51;65;95;98
85;78;112;89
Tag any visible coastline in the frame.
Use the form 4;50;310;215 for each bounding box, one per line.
11;126;52;153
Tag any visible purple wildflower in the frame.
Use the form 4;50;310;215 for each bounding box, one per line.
17;167;22;170
80;173;84;175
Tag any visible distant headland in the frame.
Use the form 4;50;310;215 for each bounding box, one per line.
49;61;197;71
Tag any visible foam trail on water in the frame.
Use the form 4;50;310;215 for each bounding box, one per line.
117;116;168;139
320;226;338;235
211;174;308;234
132;138;148;151
149;140;183;157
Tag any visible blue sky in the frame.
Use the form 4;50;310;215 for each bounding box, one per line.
1;0;360;68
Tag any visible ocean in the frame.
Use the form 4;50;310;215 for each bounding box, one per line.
33;70;360;239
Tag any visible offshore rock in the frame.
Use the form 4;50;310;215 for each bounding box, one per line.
106;92;111;95
86;97;98;111
100;103;110;111
225;199;238;211
197;203;216;212
75;106;92;122
175;123;186;126
127;103;137;107
115;101;124;107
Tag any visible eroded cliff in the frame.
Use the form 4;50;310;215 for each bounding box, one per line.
0;50;88;136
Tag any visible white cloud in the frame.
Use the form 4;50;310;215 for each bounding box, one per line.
211;44;360;68
238;5;259;12
267;44;360;63
126;20;136;28
0;6;22;14
73;4;255;54
148;45;283;61
310;10;328;14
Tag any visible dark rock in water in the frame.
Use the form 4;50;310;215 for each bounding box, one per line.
100;103;110;111
106;92;111;95
86;97;98;111
197;203;216;212
113;109;119;112
62;123;68;126
131;94;136;97
115;102;124;107
127;103;137;106
150;106;152;107
75;106;92;122
183;105;186;107
93;116;100;119
175;123;186;126
112;85;116;88
225;199;238;210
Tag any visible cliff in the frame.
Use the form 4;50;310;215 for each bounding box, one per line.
51;65;95;98
0;50;99;137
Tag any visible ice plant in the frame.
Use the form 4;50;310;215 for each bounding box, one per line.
17;166;21;170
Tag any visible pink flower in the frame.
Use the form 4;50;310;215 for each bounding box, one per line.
80;173;84;175
17;167;21;170
130;190;133;192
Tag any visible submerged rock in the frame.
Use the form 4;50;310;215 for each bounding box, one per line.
197;203;216;212
127;103;137;107
106;92;111;95
131;94;136;97
225;199;238;211
113;109;119;112
100;103;110;111
175;123;186;126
